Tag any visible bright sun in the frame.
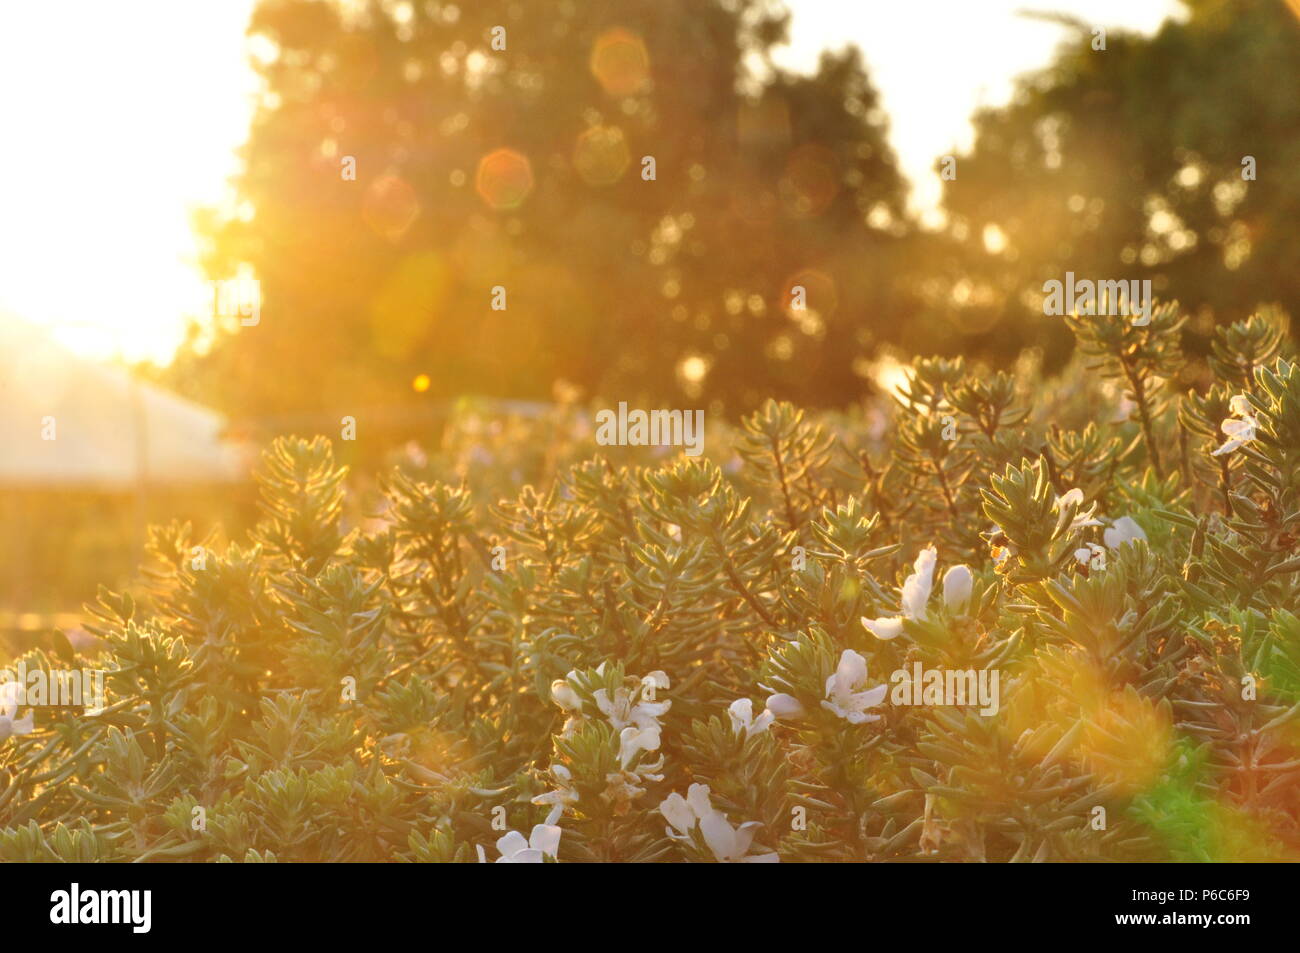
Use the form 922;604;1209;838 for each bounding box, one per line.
0;0;258;365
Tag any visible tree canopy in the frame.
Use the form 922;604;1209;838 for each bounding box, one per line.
182;0;912;427
177;0;1300;428
937;0;1300;369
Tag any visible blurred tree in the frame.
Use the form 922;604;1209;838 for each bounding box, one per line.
177;0;914;432
933;0;1300;370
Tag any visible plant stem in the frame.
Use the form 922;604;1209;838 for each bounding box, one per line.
1123;362;1165;479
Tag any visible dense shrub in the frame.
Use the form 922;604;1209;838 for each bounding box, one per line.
1;306;1298;862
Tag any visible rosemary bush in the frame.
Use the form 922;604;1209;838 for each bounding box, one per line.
2;306;1298;862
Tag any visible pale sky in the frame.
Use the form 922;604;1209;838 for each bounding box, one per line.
0;0;1181;364
0;0;259;363
770;0;1183;217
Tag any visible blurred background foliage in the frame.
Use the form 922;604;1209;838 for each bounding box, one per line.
178;0;907;423
170;0;1299;426
940;0;1300;371
9;0;1300;622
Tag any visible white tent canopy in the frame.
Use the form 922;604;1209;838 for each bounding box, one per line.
0;315;250;487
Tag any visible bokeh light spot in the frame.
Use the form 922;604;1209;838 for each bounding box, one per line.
475;148;534;210
782;144;839;217
782;268;838;321
362;173;421;241
676;353;710;398
590;28;650;96
573;125;630;186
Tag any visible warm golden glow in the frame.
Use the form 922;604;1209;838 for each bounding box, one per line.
0;1;258;363
573;126;631;187
363;174;422;242
475;149;535;210
0;2;1182;364
590;28;650;97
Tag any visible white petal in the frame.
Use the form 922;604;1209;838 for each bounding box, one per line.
660;793;695;834
1221;417;1255;438
1069;503;1102;530
495;830;529;859
618;725;653;768
942;565;973;611
821;699;847;719
900;546;937;618
1056;488;1084;509
528;823;562;858
733;821;763;856
686;783;714;819
765;693;805;718
502;848;545;863
699;810;738;861
550;680;583;712
862;616;905;640
634;700;671;721
1228;394;1253;416
833;649;868;695
1104;516;1147;550
727;698;753;734
0;682;18;719
750;709;775;734
853;683;889;710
